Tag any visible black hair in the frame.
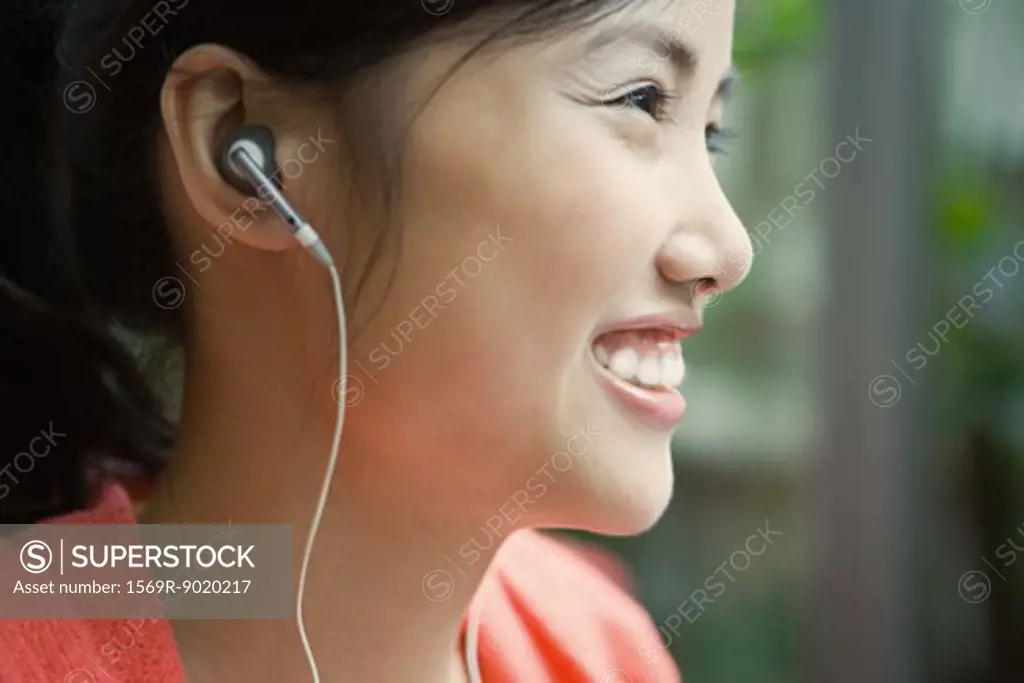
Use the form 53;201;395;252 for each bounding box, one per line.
0;0;630;524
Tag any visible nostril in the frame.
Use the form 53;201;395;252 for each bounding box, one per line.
690;278;723;308
691;277;716;296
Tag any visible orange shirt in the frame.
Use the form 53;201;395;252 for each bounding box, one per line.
0;484;680;682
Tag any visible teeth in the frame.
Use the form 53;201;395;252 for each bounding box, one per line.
637;355;662;385
662;354;685;386
595;341;685;389
608;348;639;378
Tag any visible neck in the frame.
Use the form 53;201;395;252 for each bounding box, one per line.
139;260;488;683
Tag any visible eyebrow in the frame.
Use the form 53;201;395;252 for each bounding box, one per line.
583;22;739;101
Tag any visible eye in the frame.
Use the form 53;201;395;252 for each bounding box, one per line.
603;83;674;121
705;123;736;155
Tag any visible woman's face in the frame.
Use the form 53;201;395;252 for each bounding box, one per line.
327;0;750;535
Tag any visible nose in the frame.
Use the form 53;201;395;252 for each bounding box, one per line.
655;176;752;305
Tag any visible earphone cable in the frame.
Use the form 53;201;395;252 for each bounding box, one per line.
292;257;484;682
295;258;345;683
222;140;344;682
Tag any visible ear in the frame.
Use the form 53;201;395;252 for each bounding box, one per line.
160;44;303;254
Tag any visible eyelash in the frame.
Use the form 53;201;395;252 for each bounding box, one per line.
604;82;677;122
602;83;736;155
705;123;735;155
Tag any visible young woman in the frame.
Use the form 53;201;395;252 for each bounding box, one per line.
0;0;751;680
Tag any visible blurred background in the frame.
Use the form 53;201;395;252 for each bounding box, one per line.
576;1;1024;682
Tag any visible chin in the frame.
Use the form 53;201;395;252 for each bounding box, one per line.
545;438;677;538
595;465;676;537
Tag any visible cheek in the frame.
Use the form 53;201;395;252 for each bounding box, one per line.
344;91;679;470
498;131;669;314
391;105;679;389
401;78;674;323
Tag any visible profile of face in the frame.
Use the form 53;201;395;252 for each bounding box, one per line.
163;0;750;544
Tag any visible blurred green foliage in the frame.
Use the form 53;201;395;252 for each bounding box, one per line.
938;174;1004;256
733;0;821;71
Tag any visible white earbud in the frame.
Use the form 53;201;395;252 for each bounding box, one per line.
217;124;332;267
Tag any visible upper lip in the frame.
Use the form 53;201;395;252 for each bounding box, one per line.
592;312;703;342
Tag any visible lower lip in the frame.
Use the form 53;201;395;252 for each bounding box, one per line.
592;358;687;430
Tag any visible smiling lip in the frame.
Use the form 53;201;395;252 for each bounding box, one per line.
593;366;687;430
592;313;702;343
590;313;701;431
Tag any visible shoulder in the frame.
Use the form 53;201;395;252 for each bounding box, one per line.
0;483;186;682
0;615;184;683
473;530;679;683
